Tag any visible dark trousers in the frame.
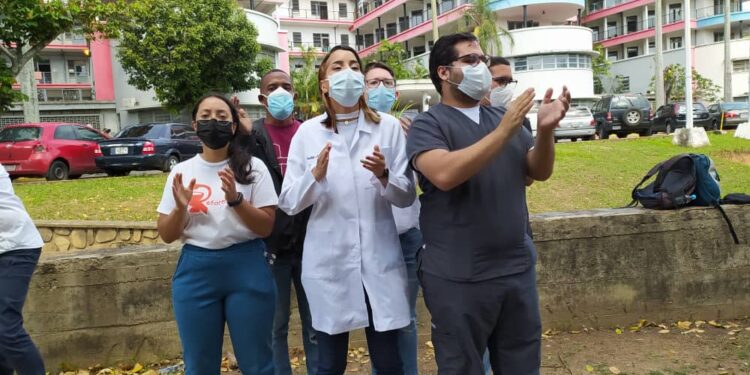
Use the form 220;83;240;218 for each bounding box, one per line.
0;248;45;375
316;294;403;375
421;265;541;375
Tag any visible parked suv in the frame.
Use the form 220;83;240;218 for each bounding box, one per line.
0;122;108;180
96;123;201;176
652;102;711;133
707;102;749;130
591;94;653;139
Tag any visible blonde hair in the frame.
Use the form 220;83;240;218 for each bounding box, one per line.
317;46;380;132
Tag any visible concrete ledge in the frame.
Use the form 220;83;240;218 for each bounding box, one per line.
25;206;750;368
34;221;164;253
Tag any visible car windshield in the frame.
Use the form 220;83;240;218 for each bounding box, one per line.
116;125;167;139
0;127;42;143
611;96;649;109
723;102;749;111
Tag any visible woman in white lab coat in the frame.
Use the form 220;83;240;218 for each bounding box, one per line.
279;45;415;375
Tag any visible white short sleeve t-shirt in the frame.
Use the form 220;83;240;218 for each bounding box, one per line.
0;164;44;254
157;155;278;249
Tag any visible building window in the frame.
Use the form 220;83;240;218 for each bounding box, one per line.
649;38;656;49
311;1;329;19
292;32;302;48
291;0;299;11
398;16;409;32
608;51;619;60
67;60;89;83
339;3;347;18
626;46;639;58
514;57;527;71
670;36;682;49
386;23;398;37
411;10;423;26
733;59;749;72
648;10;655;28
618;76;630;92
356;34;364;48
364;34;375;47
508;20;539;30
375;28;385;41
626;16;638;33
413;45;426;56
714;31;724;42
668;3;682;23
341;34;350;46
607;21;618;38
313;33;330;51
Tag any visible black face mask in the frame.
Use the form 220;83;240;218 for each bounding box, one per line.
196;119;233;149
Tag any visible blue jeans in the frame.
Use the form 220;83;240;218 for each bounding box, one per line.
373;227;423;375
0;248;45;375
270;253;318;375
172;240;275;375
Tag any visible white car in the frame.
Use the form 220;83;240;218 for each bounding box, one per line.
554;107;596;142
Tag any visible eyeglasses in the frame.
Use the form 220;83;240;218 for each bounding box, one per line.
366;79;396;88
454;53;490;67
492;77;518;89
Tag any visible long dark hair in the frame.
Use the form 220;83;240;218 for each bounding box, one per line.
191;93;254;185
318;45;380;131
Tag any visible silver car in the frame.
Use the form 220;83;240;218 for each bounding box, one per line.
555;107;596;141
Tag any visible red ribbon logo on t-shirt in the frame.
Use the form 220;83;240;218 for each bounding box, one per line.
188;184;212;214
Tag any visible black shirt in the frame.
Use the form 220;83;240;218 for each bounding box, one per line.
406;104;536;282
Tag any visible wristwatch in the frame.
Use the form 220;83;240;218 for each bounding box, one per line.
227;192;244;207
378;168;389;180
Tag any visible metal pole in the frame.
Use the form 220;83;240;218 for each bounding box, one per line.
724;0;733;102
655;0;666;107
431;0;439;43
20;45;40;123
685;0;694;129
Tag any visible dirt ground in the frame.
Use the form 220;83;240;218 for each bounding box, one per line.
281;319;750;375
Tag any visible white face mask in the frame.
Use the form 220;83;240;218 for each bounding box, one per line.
447;64;492;101
489;86;514;108
326;68;365;107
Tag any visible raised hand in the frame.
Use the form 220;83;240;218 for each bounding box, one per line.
361;145;387;180
399;117;413;135
231;95;252;133
312;143;332;182
172;173;196;211
218;167;239;202
499;88;535;134
536;86;572;133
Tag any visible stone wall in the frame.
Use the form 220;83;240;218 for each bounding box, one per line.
35;220;164;253
24;206;750;369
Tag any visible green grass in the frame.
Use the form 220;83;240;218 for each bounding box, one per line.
13;132;750;222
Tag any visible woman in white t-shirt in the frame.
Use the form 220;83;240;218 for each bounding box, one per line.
157;94;278;375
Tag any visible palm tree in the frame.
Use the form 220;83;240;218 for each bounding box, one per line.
291;46;323;119
463;0;513;55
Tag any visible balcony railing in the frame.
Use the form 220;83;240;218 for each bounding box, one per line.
591;12;686;42
37;88;94;102
288;42;334;53
695;2;743;18
356;0;466;19
52;31;86;45
285;8;357;20
588;0;629;13
37;72;52;84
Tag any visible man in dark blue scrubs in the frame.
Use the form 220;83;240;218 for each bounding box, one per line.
406;32;571;375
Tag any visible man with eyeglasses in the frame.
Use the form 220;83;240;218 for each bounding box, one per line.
363;61;424;375
406;32;570;375
481;56;533;134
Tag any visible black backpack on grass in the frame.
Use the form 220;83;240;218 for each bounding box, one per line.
628;154;740;244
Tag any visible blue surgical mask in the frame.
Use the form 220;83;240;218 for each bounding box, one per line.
265;87;294;120
367;83;397;113
448;64;492;101
327;68;365;107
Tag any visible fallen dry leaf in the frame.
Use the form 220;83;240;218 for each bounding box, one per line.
676;321;692;330
609;366;621;374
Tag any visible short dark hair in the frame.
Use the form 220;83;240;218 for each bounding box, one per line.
429;32;478;95
489;56;511;68
364;61;395;80
260;69;291;90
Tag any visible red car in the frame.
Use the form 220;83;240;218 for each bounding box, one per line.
0;122;109;180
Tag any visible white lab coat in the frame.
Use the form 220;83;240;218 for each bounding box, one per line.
279;110;416;335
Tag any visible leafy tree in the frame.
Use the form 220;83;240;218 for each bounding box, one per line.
369;41;428;80
291;47;323;119
117;0;264;112
464;0;512;55
0;0;121;118
649;64;721;102
0;63;26;114
592;44;611;95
